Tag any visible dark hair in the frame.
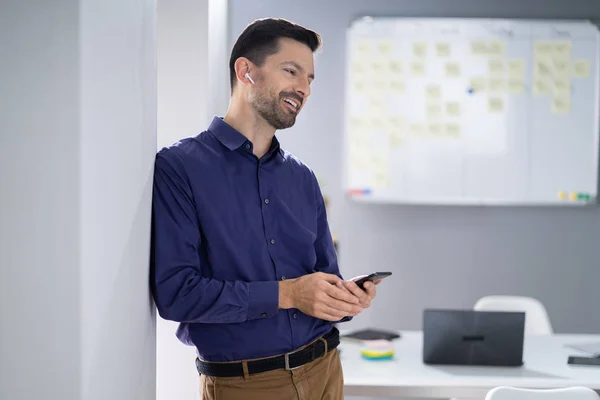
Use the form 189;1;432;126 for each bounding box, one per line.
229;18;322;92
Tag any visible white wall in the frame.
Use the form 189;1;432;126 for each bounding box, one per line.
157;0;209;149
79;0;157;399
0;1;81;397
0;1;157;399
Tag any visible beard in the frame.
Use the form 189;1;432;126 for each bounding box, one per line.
250;88;301;130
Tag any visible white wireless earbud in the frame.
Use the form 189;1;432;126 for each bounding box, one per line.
245;72;255;85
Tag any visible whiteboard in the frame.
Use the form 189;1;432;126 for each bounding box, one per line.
343;18;600;205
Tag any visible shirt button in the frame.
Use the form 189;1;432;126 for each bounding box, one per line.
270;239;276;245
281;276;287;280
245;143;251;149
293;313;298;319
264;198;269;204
261;313;267;318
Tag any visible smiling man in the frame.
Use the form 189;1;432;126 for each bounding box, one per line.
151;18;379;400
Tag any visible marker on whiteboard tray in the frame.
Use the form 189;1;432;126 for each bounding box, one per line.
348;188;372;196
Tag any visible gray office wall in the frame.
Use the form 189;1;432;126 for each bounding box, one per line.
228;0;600;334
0;1;157;399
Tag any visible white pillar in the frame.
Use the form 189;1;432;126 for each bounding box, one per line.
208;0;232;118
154;0;231;397
156;1;209;399
0;1;157;399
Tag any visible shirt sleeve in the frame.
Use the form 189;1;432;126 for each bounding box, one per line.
310;171;353;323
150;149;279;324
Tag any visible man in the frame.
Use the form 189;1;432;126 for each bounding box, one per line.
150;18;379;400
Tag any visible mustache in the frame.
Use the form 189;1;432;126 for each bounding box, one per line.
279;92;303;107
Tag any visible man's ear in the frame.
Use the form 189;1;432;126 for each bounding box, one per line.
234;57;254;85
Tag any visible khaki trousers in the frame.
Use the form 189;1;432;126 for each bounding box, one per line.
199;348;343;400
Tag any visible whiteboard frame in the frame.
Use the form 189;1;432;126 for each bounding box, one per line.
342;17;600;207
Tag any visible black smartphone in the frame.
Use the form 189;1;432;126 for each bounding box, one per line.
352;272;392;290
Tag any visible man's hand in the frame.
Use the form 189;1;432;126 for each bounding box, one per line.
337;278;378;309
279;272;363;321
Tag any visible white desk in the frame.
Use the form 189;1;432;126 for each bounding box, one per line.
340;331;600;399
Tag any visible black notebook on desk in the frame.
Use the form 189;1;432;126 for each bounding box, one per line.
340;329;401;341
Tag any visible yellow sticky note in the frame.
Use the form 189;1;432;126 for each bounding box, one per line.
572;60;590;77
348;116;367;131
351;81;367;93
348;116;361;128
471;40;487;55
413;42;428;58
534;41;553;57
488;97;504;113
370;61;386;74
552;95;571;114
390;134;404;147
388;116;403;128
351;61;368;74
488;40;506;56
553;58;570;77
553;40;571;56
508;59;525;78
507;79;524;94
389;60;403;74
349;132;368;150
569;192;578;201
368;98;385;114
389;79;406;93
436;42;451;57
373;172;388;188
445;102;461;117
445;62;461;77
371;116;386;130
354;40;371;58
426;102;443;119
377;40;395;56
535;59;553;79
427;123;442;136
410;124;425;136
488;59;504;75
410;60;426;76
553;77;570;95
425;84;441;100
533;80;550;95
488;78;505;93
445;123;461;137
469;77;486;92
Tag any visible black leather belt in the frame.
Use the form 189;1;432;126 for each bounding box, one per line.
195;327;340;377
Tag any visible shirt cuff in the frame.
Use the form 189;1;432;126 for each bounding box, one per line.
247;281;279;320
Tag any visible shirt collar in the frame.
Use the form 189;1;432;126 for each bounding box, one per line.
207;116;282;157
208;116;247;151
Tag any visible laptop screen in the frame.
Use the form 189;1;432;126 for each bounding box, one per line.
422;309;525;366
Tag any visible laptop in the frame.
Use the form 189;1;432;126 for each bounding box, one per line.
422;309;525;366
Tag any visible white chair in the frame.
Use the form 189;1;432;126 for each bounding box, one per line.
474;295;553;335
485;386;600;400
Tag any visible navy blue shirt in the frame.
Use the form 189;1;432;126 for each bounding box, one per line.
151;116;347;362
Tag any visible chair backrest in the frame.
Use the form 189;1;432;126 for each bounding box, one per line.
474;295;553;335
485;386;600;400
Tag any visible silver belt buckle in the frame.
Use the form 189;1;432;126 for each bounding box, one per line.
284;348;302;371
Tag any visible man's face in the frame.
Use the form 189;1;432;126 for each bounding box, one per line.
249;38;315;130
